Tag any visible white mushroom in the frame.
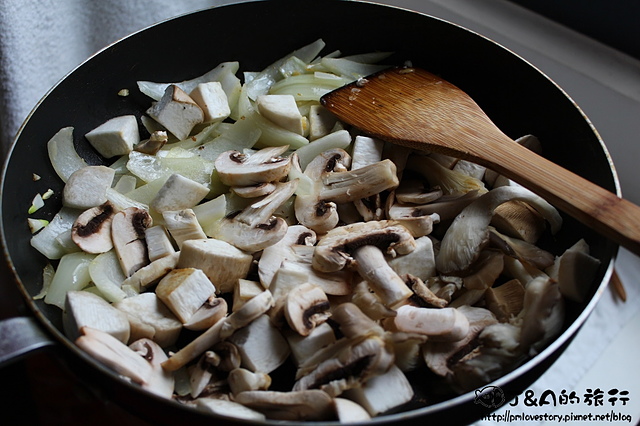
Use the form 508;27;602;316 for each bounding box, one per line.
258;224;316;288
85;115;139;159
63;165;116;210
111;206;152;277
436;186;562;274
129;338;175;399
545;238;601;303
228;368;271;395
146;84;204;140
285;322;337;367
71;201;116;254
214;145;292;187
189;81;231;124
394;305;469;342
121;251;179;292
183;295;228;331
518;276;565;355
144;225;176;262
342;365;413;416
284;283;331;336
162;208;207;248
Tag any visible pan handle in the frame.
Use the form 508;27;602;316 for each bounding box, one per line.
0;316;56;367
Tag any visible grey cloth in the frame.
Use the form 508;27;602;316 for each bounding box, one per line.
0;0;240;161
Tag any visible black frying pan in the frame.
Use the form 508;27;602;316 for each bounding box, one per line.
0;0;618;424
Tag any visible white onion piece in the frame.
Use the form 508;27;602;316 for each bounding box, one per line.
44;251;96;308
89;250;128;303
47;127;87;182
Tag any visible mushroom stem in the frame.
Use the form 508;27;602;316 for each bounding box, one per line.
352;245;413;308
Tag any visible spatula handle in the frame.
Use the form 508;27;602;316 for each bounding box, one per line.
480;139;640;255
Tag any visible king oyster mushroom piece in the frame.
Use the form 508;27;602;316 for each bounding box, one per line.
111;206;152;277
195;398;266;421
121;251;179;292
63;165;116;210
144;225;176;262
393;304;469;342
64;290;130;343
234;390;335;421
436;186;562;274
545;238;601;303
256;94;306;135
189;81;231;124
285;322;337;367
333;398;372;423
155;267;216;324
258;224;316;288
85;115;139;159
162;208;207;249
350;135;385;220
146;84;204;140
342;365;414;417
228;367;272;395
150;173;210;214
71;201;117;254
76;327;174;398
214;145;292;187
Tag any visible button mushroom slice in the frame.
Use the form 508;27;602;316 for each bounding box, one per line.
111;206;152;277
231;182;277;198
258;224;317;288
177;238;253;294
545;238;601;303
312;220;417;273
63;290;131;343
195;398;266;421
144;225;176;262
162;317;226;372
220;290;275;339
395;180;444;204
352;245;414;308
284;283;331;336
436;186;563;275
188;352;227;398
234;390;335;421
318;159;399;203
113;292;182;348
330;302;386;340
422;305;498;377
387;235;436;282
393;305;469;342
350;280;397;321
294;148;351;233
214;145;292;187
121;251;179;292
63;165;116;210
333;397;372;423
146;84;204;140
129;338;175;399
407;154;487;196
71;201;117;254
281;250;353;296
150;174;210;214
162;208;207;249
228;368;271;395
342;365;414;417
293;335;395;397
184;295;228;331
351;135;385;220
387;190;480;223
212;180;298;253
406;274;449;308
76;327;174;399
227;314;290;374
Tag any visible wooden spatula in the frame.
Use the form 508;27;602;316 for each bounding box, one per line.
321;66;640;256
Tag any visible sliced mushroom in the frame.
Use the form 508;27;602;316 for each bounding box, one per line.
212;180;297;252
394;304;469;342
293;335;394;397
71;201;116;253
518;276;565;355
388;190;480;223
333;397;372;423
228;368;271;395
284;283;331;336
63;165;116;210
177;238;253;294
129;338;175;399
214;145;292;187
183;295;228;331
285;322;336;367
146;84;204;140
231;182;277;198
195;397;266;421
407;154;487;196
111;206;152;277
387;235;436;282
121;251;179;292
489;226;555;270
330;302;386;340
407;274;448;308
233;279;265;310
76;327;173;398
113;292;182;348
155;268;217;324
134;130;168;155
436;186;562;274
484;279;525;322
351;135;385;220
220;290;275;339
234;390;335;421
491;200;546;244
394;179;443;204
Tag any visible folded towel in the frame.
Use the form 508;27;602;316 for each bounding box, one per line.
0;0;236;161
